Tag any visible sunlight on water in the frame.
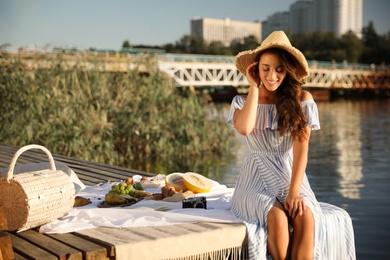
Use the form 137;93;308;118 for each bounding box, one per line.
332;101;364;199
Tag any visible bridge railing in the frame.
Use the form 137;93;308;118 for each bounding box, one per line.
158;54;389;72
158;54;235;63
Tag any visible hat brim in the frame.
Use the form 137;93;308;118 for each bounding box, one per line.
235;41;309;80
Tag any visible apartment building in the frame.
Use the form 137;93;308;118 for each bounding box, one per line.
261;12;291;40
190;0;362;45
290;1;314;34
262;0;363;38
191;17;261;46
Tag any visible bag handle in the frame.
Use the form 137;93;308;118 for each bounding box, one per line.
6;144;57;181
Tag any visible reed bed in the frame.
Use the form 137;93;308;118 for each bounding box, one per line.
0;52;235;176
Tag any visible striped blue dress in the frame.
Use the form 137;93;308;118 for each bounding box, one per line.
227;95;356;260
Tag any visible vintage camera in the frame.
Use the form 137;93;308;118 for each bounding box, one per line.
182;196;207;209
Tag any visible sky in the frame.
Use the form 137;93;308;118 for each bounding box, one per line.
0;0;389;51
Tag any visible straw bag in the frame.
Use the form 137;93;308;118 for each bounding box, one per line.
0;144;75;232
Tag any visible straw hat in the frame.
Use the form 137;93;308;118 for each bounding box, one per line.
235;31;309;80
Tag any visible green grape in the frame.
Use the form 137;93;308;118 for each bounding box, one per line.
129;189;135;196
119;183;127;191
112;185;120;191
126;185;134;193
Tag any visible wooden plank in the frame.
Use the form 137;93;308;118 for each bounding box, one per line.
8;233;57;260
17;230;82;260
13;251;27;260
0;232;14;260
73;232;116;257
47;233;108;260
74;233;116;258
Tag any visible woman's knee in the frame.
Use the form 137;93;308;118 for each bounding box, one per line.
267;201;291;259
291;207;314;233
268;201;289;231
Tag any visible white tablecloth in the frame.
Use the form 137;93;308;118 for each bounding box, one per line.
39;181;241;234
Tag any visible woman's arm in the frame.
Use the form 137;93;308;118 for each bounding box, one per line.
284;126;311;218
285;90;314;218
234;63;260;136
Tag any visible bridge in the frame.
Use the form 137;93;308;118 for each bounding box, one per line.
7;51;390;92
157;54;390;91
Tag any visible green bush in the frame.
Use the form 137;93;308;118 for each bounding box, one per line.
0;52;234;176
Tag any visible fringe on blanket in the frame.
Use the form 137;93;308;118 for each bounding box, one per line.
163;245;249;260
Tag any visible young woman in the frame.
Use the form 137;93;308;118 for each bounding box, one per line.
228;31;356;259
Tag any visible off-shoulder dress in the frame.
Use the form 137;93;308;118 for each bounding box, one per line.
227;95;356;259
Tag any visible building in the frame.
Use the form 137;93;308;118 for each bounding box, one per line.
336;0;363;37
262;0;363;38
191;17;261;47
290;1;314;34
261;12;291;40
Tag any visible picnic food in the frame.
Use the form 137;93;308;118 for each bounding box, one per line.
165;172;187;191
110;182;133;195
133;182;144;190
103;172;209;206
105;193;128;205
182;172;212;193
138;174;166;188
125;177;133;185
109;182;151;197
73;196;92;207
131;189;153;198
162;184;177;198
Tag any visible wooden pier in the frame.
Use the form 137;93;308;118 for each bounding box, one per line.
0;143;247;259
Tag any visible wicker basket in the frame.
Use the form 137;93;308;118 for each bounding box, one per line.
0;144;75;232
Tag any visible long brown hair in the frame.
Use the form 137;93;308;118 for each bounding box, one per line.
257;48;308;141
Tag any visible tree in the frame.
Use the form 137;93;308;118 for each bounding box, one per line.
208;41;229;55
230;35;259;55
241;35;260;52
174;35;194;53
0;43;11;51
162;43;175;53
122;40;131;49
292;31;343;61
360;21;390;64
173;35;207;54
341;31;363;63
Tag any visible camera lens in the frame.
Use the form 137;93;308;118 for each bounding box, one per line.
193;202;205;208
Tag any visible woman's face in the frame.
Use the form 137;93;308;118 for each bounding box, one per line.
257;51;287;92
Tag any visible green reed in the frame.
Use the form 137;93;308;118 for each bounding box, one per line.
0;52;235;176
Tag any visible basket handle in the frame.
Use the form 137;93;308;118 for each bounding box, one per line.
6;144;57;181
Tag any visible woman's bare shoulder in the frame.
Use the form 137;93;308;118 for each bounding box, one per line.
301;90;313;101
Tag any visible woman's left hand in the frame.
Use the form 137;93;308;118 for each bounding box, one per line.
245;62;260;87
284;194;307;218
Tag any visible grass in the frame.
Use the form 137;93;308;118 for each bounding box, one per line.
0;52;235;177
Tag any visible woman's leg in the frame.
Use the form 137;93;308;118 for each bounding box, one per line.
267;200;290;260
290;207;315;260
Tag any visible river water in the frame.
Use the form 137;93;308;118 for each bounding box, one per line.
209;98;390;259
